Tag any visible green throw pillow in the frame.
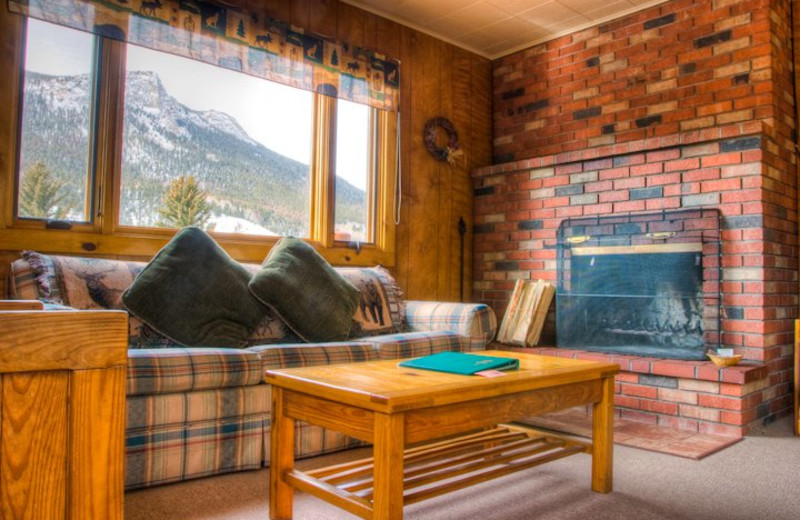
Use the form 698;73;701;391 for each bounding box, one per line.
122;227;266;348
248;237;360;342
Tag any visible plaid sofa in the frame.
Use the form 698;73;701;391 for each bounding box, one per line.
6;252;497;490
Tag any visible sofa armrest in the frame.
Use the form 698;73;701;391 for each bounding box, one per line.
404;301;497;350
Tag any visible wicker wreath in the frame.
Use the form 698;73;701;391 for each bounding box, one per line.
424;117;462;164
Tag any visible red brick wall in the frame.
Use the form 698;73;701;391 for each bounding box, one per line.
475;0;797;430
492;0;794;164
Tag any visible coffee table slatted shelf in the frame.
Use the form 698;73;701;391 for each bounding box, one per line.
286;425;590;515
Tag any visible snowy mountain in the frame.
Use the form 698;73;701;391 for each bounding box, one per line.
19;70;366;236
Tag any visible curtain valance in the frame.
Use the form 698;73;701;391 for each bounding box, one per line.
7;0;400;111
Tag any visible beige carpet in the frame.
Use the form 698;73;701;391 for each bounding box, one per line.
125;415;799;520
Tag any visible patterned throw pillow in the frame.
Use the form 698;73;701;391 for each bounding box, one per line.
245;307;298;346
240;263;295;346
122;227;267;348
248;238;360;343
18;250;144;308
337;266;407;338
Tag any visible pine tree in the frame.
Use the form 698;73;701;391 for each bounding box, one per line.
18;161;71;219
158;175;212;229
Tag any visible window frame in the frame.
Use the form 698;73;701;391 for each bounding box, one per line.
0;13;396;266
12;18;101;231
332;98;378;245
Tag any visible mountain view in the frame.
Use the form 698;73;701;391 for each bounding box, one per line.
19;70;366;237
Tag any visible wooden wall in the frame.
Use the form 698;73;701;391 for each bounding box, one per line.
0;0;492;302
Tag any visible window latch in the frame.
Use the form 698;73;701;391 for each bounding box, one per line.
45;220;72;230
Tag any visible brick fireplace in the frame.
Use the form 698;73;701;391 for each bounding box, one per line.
555;209;721;361
472;0;797;436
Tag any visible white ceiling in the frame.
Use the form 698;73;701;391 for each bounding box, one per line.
343;0;670;60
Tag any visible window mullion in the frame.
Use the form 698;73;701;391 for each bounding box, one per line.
93;37;126;234
310;93;336;248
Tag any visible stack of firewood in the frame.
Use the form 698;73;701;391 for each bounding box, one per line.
496;279;555;347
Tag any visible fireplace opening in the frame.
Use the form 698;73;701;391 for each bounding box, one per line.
556;209;721;360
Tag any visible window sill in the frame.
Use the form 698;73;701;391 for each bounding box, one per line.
0;227;394;267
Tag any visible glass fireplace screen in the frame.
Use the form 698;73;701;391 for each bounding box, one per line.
556;209;721;360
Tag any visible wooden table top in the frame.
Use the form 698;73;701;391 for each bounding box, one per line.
264;350;619;413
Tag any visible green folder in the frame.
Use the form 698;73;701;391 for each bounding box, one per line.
398;351;519;375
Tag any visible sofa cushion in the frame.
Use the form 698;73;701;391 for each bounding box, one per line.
122;227;266;348
126;348;264;396
249;237;360;343
338;266;407;338
248;342;377;372
365;330;469;360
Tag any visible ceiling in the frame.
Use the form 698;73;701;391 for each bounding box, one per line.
343;0;669;60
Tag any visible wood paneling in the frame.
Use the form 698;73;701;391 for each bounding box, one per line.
309;0;338;37
437;42;454;301
336;2;364;44
406;30;441;301
451;47;478;302
362;11;378;50
394;28;491;301
374;15;400;57
290;0;310;28
262;0;291;23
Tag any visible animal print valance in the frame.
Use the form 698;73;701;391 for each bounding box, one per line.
7;0;400;111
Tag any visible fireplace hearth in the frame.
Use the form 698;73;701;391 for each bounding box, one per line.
556;209;721;360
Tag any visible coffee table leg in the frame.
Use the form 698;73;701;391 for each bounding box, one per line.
373;412;405;519
270;387;295;519
591;375;614;493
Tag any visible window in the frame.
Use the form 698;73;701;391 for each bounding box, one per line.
334;99;375;243
2;14;396;266
16;18;95;223
120;44;313;237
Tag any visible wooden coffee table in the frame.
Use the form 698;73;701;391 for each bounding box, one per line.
265;350;619;519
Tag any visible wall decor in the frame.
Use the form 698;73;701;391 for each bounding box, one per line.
424;117;463;165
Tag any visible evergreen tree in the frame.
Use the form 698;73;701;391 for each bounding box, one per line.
158;175;212;228
18;161;71;219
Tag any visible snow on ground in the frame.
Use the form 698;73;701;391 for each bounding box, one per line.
208;215;276;236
